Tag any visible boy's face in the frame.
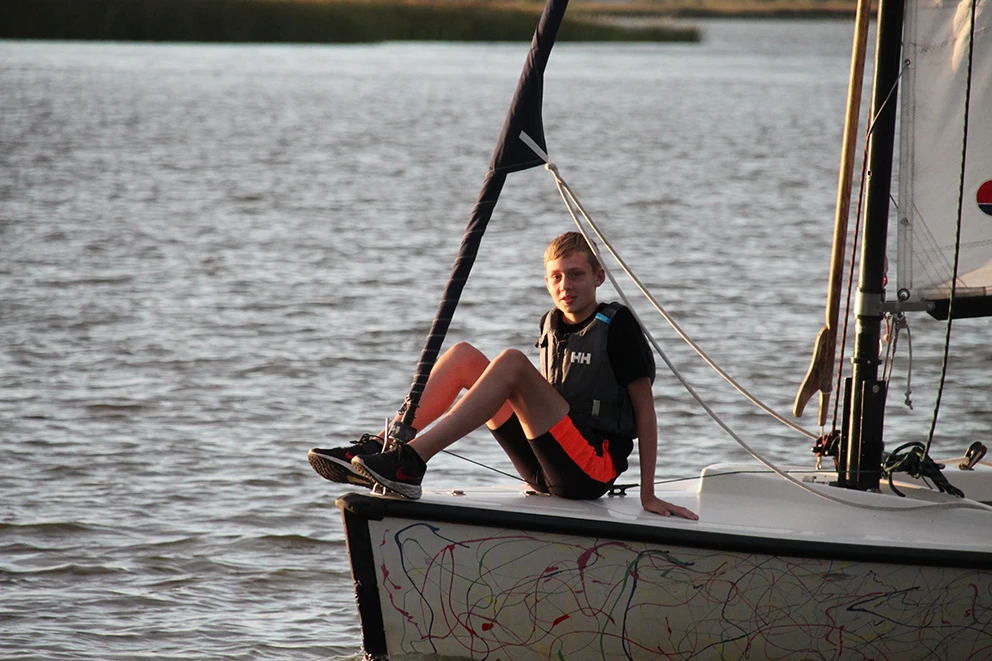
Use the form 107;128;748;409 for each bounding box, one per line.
544;252;605;323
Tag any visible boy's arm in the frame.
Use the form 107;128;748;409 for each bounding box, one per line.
627;377;698;520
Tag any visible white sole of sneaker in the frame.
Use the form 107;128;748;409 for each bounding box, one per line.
308;450;373;487
351;460;422;499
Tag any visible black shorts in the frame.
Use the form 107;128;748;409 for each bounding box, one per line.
489;413;617;500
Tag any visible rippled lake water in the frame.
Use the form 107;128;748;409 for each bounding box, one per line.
3;19;989;660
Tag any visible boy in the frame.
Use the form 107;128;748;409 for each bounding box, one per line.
309;232;697;520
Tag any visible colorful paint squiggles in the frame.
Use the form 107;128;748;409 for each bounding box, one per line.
369;520;992;660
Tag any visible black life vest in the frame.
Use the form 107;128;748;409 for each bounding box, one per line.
538;302;639;438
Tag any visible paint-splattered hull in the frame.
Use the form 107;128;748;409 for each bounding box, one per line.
335;469;992;661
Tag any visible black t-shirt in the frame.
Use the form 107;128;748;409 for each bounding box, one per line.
553;303;655;387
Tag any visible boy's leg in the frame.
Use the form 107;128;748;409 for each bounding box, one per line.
352;348;566;498
489;414;549;493
399;341;514;432
308;341;513;486
410;348;568;461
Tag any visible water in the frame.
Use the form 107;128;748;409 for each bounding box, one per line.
2;20;989;660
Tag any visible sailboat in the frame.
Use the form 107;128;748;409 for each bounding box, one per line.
330;0;992;659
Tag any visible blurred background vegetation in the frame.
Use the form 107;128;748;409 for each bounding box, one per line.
0;0;858;43
0;0;713;43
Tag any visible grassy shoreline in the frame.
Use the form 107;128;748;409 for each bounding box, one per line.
1;0;860;44
0;0;699;44
499;0;861;20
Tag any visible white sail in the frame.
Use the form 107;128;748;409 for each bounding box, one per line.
897;0;992;318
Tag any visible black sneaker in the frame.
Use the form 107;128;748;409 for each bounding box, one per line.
351;442;427;499
308;434;384;486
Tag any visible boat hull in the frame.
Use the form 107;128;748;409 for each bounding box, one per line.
337;483;992;661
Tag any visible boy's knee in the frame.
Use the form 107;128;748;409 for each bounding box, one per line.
494;348;528;367
448;341;485;362
444;342;495;378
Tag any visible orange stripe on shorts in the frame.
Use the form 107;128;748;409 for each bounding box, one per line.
549;416;615;483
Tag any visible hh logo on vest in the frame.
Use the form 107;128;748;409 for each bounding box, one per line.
570;351;592;365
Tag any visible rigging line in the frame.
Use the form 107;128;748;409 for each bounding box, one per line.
831;60;909;430
362;425;522;482
883;313;915;409
903;320;915;408
541;161;992;514
439;448;529;482
924;0;979;459
832;152;865;430
544;166;816;441
882;313;896;381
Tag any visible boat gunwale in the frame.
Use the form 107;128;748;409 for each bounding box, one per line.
336;491;992;570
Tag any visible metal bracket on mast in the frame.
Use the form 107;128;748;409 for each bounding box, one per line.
879;300;936;314
855;288;936;314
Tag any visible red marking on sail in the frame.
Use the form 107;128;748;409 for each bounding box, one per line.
978;180;992;216
552;614;570;627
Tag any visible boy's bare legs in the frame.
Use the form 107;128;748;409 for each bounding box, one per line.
310;341;515;488
394;341;514;433
409;348;568;462
351;347;556;498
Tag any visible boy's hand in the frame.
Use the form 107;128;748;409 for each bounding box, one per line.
641;494;698;520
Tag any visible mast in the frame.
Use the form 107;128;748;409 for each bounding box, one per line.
842;0;905;490
391;0;570;441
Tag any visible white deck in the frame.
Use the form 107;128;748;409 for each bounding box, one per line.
390;461;992;555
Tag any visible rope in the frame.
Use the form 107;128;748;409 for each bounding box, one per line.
883;313;914;409
831;161;863;431
440;448;529;482
533;156;992;514
882;441;965;498
546;164;816;440
923;0;979;460
831;60;908;431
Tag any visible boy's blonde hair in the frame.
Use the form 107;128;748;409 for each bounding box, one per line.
544;232;601;271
